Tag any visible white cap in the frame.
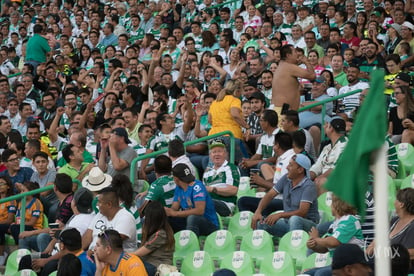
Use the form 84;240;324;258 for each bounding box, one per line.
402;21;414;31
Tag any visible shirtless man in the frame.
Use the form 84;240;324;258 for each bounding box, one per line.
272;44;316;112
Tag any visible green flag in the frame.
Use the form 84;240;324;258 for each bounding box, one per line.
324;70;387;217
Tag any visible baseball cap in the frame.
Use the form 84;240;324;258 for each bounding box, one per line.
58;228;82;248
332;244;369;270
73;187;93;214
112;127;131;144
209;140;226;150
387;23;402;35
249;91;266;103
402;21;414;31
172;164;195;183
330;116;346;134
313;76;326;84
293;154;311;177
396;72;412;85
370;11;381;17
319;0;329;4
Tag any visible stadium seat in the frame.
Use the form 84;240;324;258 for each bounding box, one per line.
278;230;310;269
180;250;214;276
259;251;295;276
48;272;57;276
237;177;256;198
173;230;200;265
301;252;332;272
12;269;37;276
227;211;253;241
203;230;236;264
388;175;397;214
240;229;273;267
317;192;334;223
5;249;31;276
220;251;254;275
397;143;414;175
400;174;414;189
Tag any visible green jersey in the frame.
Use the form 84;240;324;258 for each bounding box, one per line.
145;175;176;207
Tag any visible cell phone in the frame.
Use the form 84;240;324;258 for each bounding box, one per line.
49;223;60;229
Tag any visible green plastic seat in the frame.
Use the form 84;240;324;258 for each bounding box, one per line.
237;177;256;198
180;250;215;276
400;174;414;189
13;269;38;276
278;230;310;270
259;251;295;276
317;192;334;223
5;234;15;246
240;229;274;267
301;252;332;272
5;249;31;276
173;230;200;265
220;251;254;275
204;230;236;264
49;272;57;276
227;211;253;241
397;143;414;175
388;175;397;215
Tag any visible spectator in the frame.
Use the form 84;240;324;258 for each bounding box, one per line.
94;229;148;275
165;164;219;236
203;140;240;216
252;154;319;237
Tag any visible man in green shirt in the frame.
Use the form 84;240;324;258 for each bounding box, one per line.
139;155;176;214
58;144;94;181
26;24;50;70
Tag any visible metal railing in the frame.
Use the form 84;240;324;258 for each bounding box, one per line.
0;186;54;233
130;130;235;183
297;89;362;139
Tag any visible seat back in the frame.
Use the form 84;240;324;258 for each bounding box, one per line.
173;230;200;265
220;251;254;275
12;269;38;276
278;230;310;269
180;251;215;276
317;192;334;223
228;211;253;240
401;174;414;189
240;229;273;267
397;143;414;174
5;249;31;276
237;177;256;198
301;253;332;272
204;230;236;263
259;251;295;276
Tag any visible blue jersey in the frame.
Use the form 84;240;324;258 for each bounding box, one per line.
77;250;96;276
173;180;219;227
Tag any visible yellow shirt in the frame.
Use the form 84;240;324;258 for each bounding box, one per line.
103;252;148;276
208;95;243;139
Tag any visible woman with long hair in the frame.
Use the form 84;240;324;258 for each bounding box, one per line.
139;33;155;61
79;44;94;69
200;31;219;54
208;80;250;162
320;69;338;97
133;201;175;276
223;48;245;79
0;176;15;265
95;92;119;126
389;86;414;144
356;11;367;38
367;188;414;273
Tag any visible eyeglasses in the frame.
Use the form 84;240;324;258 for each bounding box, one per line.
7;157;20;163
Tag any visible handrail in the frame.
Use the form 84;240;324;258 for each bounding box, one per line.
130;130;235;183
0;185;54;233
297;89;362;139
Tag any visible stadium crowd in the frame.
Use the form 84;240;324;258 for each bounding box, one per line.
0;0;414;274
